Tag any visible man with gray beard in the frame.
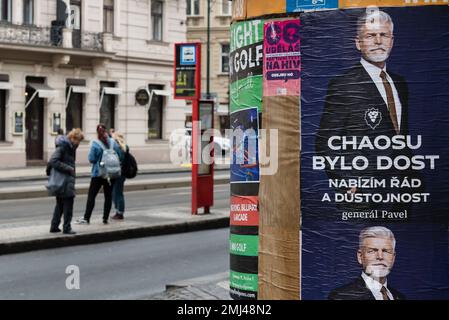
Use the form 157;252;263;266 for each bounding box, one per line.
328;226;405;300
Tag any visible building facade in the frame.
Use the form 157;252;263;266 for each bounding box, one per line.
185;0;231;135
0;0;188;167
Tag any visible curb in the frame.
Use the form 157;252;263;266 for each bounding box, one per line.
0;167;230;183
0;216;229;256
0;176;230;200
165;272;229;290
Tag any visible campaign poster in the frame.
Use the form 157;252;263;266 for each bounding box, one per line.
230;19;264;113
300;6;449;299
230;107;260;184
287;0;338;12
263;20;301;97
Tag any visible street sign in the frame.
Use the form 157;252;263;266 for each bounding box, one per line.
174;43;201;100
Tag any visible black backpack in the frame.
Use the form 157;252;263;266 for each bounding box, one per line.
121;147;138;179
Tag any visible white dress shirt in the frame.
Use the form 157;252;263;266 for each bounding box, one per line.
360;58;402;131
361;272;394;300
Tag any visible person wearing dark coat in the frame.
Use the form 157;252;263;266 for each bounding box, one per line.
47;128;84;235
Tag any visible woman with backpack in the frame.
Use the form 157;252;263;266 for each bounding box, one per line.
77;124;123;225
111;132;128;220
47;128;84;235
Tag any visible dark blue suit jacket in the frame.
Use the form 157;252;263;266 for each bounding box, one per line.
328;276;406;300
315;62;417;213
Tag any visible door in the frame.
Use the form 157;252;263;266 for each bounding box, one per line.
100;82;116;130
66;90;83;131
0;90;5;141
26;86;44;161
148;84;164;139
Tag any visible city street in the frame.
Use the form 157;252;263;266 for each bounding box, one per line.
0;228;229;300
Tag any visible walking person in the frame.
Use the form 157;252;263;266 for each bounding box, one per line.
47;128;85;235
111;132;128;220
77;124;122;225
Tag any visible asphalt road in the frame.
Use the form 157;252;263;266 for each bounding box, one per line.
0;184;230;223
0;228;229;300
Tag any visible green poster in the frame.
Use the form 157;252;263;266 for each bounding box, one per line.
230;19;264;113
230;271;258;292
230;234;259;257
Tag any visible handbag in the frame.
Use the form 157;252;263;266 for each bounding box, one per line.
46;168;69;196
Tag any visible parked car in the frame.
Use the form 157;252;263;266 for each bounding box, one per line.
169;128;230;161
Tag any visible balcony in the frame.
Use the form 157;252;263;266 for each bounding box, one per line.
0;22;115;70
0;22;113;52
0;22;52;46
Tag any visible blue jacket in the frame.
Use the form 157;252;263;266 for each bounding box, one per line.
88;138;123;178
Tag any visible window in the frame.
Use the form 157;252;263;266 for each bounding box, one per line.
148;84;164;139
186;0;199;16
0;0;11;22
221;0;231;16
103;0;114;33
221;44;230;73
70;1;81;30
23;0;34;25
70;1;81;47
151;0;163;41
0;90;5;141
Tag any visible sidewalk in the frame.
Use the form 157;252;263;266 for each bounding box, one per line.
0;162;230;182
0;206;229;256
146;272;231;300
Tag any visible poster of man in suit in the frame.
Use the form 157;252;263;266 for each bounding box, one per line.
300;5;449;299
314;8;422;214
328;226;405;300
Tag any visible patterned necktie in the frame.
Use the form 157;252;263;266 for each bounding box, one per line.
380;70;399;134
380;286;390;300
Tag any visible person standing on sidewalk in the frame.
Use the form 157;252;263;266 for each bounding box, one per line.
111;132;128;220
77;124;121;225
47;128;85;235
